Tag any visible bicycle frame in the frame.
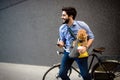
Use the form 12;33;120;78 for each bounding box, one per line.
88;52;102;72
42;47;120;80
69;51;103;76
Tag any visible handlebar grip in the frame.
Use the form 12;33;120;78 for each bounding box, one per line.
57;51;63;55
56;44;60;46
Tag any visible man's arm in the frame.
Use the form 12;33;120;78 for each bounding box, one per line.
86;39;94;49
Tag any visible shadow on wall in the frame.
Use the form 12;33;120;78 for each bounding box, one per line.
0;0;28;11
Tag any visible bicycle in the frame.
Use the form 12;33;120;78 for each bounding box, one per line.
42;47;120;80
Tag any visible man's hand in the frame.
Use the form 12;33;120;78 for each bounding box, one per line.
77;46;87;53
57;40;64;48
81;46;87;53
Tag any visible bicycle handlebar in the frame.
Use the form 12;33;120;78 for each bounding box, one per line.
56;43;105;56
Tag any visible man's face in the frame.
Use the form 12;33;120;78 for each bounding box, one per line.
61;11;70;24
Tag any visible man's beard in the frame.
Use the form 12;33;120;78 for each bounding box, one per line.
63;19;69;24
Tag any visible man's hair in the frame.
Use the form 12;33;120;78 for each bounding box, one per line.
62;7;77;20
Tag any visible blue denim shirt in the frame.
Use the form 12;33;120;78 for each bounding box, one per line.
59;21;94;52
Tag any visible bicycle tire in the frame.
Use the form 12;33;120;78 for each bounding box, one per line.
91;61;120;80
42;63;72;80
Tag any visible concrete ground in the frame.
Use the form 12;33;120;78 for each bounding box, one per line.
0;62;82;80
0;62;120;80
0;62;47;80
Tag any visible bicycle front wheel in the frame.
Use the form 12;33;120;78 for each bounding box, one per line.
42;63;72;80
91;61;120;80
42;63;61;80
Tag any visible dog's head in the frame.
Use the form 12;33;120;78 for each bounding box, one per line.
76;29;88;41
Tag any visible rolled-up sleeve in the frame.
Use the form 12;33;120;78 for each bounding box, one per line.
78;21;95;39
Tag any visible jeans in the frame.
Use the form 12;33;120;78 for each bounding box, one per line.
58;51;91;80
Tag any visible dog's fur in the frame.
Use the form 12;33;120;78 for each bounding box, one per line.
73;29;88;47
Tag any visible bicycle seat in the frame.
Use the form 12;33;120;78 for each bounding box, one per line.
93;47;105;53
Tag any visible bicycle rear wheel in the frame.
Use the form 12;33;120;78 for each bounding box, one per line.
42;63;72;80
91;61;120;80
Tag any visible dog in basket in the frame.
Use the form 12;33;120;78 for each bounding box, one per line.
73;29;88;47
72;29;88;58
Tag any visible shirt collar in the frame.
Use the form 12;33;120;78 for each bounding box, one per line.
73;21;76;26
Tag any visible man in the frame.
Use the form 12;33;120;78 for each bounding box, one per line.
57;7;94;80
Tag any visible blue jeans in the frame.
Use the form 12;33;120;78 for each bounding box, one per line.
58;51;91;80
